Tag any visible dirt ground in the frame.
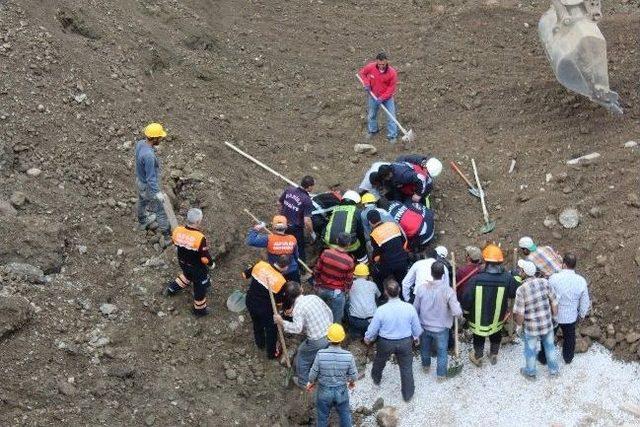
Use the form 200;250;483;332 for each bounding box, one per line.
0;0;639;425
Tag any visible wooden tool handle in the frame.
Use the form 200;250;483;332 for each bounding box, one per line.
449;161;475;189
451;253;459;358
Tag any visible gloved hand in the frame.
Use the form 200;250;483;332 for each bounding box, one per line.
155;192;165;202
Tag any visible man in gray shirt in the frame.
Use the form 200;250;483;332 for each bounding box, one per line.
308;323;358;427
413;261;462;380
135;122;170;240
347;263;381;338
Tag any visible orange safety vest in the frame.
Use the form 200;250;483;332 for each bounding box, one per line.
251;261;286;293
267;234;297;256
370;222;403;246
172;226;204;251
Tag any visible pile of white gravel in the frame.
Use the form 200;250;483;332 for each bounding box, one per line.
350;342;640;426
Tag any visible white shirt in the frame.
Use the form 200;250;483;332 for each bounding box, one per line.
402;258;450;301
358;161;390;197
348;278;381;319
549;269;590;324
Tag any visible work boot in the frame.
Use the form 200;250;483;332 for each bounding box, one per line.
137;214;157;231
164;281;182;296
489;354;498;365
192;307;210;317
519;368;536;381
468;352;484;367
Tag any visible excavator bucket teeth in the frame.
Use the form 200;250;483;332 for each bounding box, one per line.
538;4;622;115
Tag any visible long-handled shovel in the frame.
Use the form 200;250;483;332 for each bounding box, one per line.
447;253;463;377
471;159;496;234
356;74;415;143
449;161;481;198
243;209;314;275
265;277;293;387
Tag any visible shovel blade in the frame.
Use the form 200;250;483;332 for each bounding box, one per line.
447;357;463;378
468;188;481;198
226;290;247;313
401;129;415;142
480;220;496;234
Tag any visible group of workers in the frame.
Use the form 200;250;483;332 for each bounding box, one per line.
133;52;592;426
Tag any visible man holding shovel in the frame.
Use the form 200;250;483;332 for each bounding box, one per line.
358;52;399;143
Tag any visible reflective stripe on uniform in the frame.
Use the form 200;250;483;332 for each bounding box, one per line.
176;274;190;288
469;286;506;337
370;222;402;246
324;205;360;252
194;298;207;308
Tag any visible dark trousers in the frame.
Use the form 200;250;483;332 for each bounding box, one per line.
247;308;278;359
371;337;414;402
287;225;306;262
538;322;576;364
472;330;502;358
284;269;301;283
167;264;210;313
347;314;371;338
372;263;408;295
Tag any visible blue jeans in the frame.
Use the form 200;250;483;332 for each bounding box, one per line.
367;96;398;139
295;337;329;384
316;385;352;427
317;288;346;324
523;330;559;376
420;329;449;377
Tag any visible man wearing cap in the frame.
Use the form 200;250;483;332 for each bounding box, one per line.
514;259;560;380
456;246;483;299
358;52;399;143
279;175;316;262
308;323;358;427
365;279;422;402
368;209;409;293
165;208;213;316
246;215;301;282
518;236;562;278
274;282;333;388
347;264;381;338
314;233;355;323
135;122;171;242
539;252;590;365
243;255;291;359
462;244;518;367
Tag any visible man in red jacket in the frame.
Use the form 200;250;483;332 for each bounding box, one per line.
358;52;398;143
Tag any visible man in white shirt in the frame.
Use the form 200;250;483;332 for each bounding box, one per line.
538;252;590;365
347;263;381;338
401;254;450;303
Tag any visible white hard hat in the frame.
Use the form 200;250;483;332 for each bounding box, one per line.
342;190;361;204
425;158;443;178
187;208;203;225
435;245;448;258
517;259;537;277
518;236;535;250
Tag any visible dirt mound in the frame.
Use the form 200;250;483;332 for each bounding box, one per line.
0;0;639;424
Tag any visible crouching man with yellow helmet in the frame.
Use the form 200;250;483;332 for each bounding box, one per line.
461;244;518;367
165;208;214;317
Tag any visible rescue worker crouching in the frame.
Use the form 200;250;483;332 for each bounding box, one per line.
165;208;213;317
323;190;367;263
367;209;409;293
243;255;291;359
246;215;301;282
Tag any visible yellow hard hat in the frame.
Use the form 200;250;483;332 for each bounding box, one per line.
354;263;370;277
144;122;167;139
327;323;346;343
361;193;377;204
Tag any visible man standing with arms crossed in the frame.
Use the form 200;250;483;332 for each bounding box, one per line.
358;52;399;143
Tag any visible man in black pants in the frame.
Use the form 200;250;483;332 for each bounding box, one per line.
538;252;591;364
243;255;291;359
278;175;316;262
368;209;408;293
364;280;422;402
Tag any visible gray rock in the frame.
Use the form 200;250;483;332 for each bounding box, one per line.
372;397;385;412
575;336;592;353
9;191;26;207
353;143;378;155
624;140;638;148
26;167;42;177
558;208;580;229
543;216;556;229
225;368;238;380
626;331;640;344
99;303;118;316
0;201;17;216
627;193;640;208
144;415;156;426
73;93;87;103
77;245;88;254
581;325;602;339
376;406;399;427
4;262;45;283
57;380;77;396
588;206;602;218
0;296;32;339
595;255;607;267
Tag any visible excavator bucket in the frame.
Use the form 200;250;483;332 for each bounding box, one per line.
538;0;622;115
